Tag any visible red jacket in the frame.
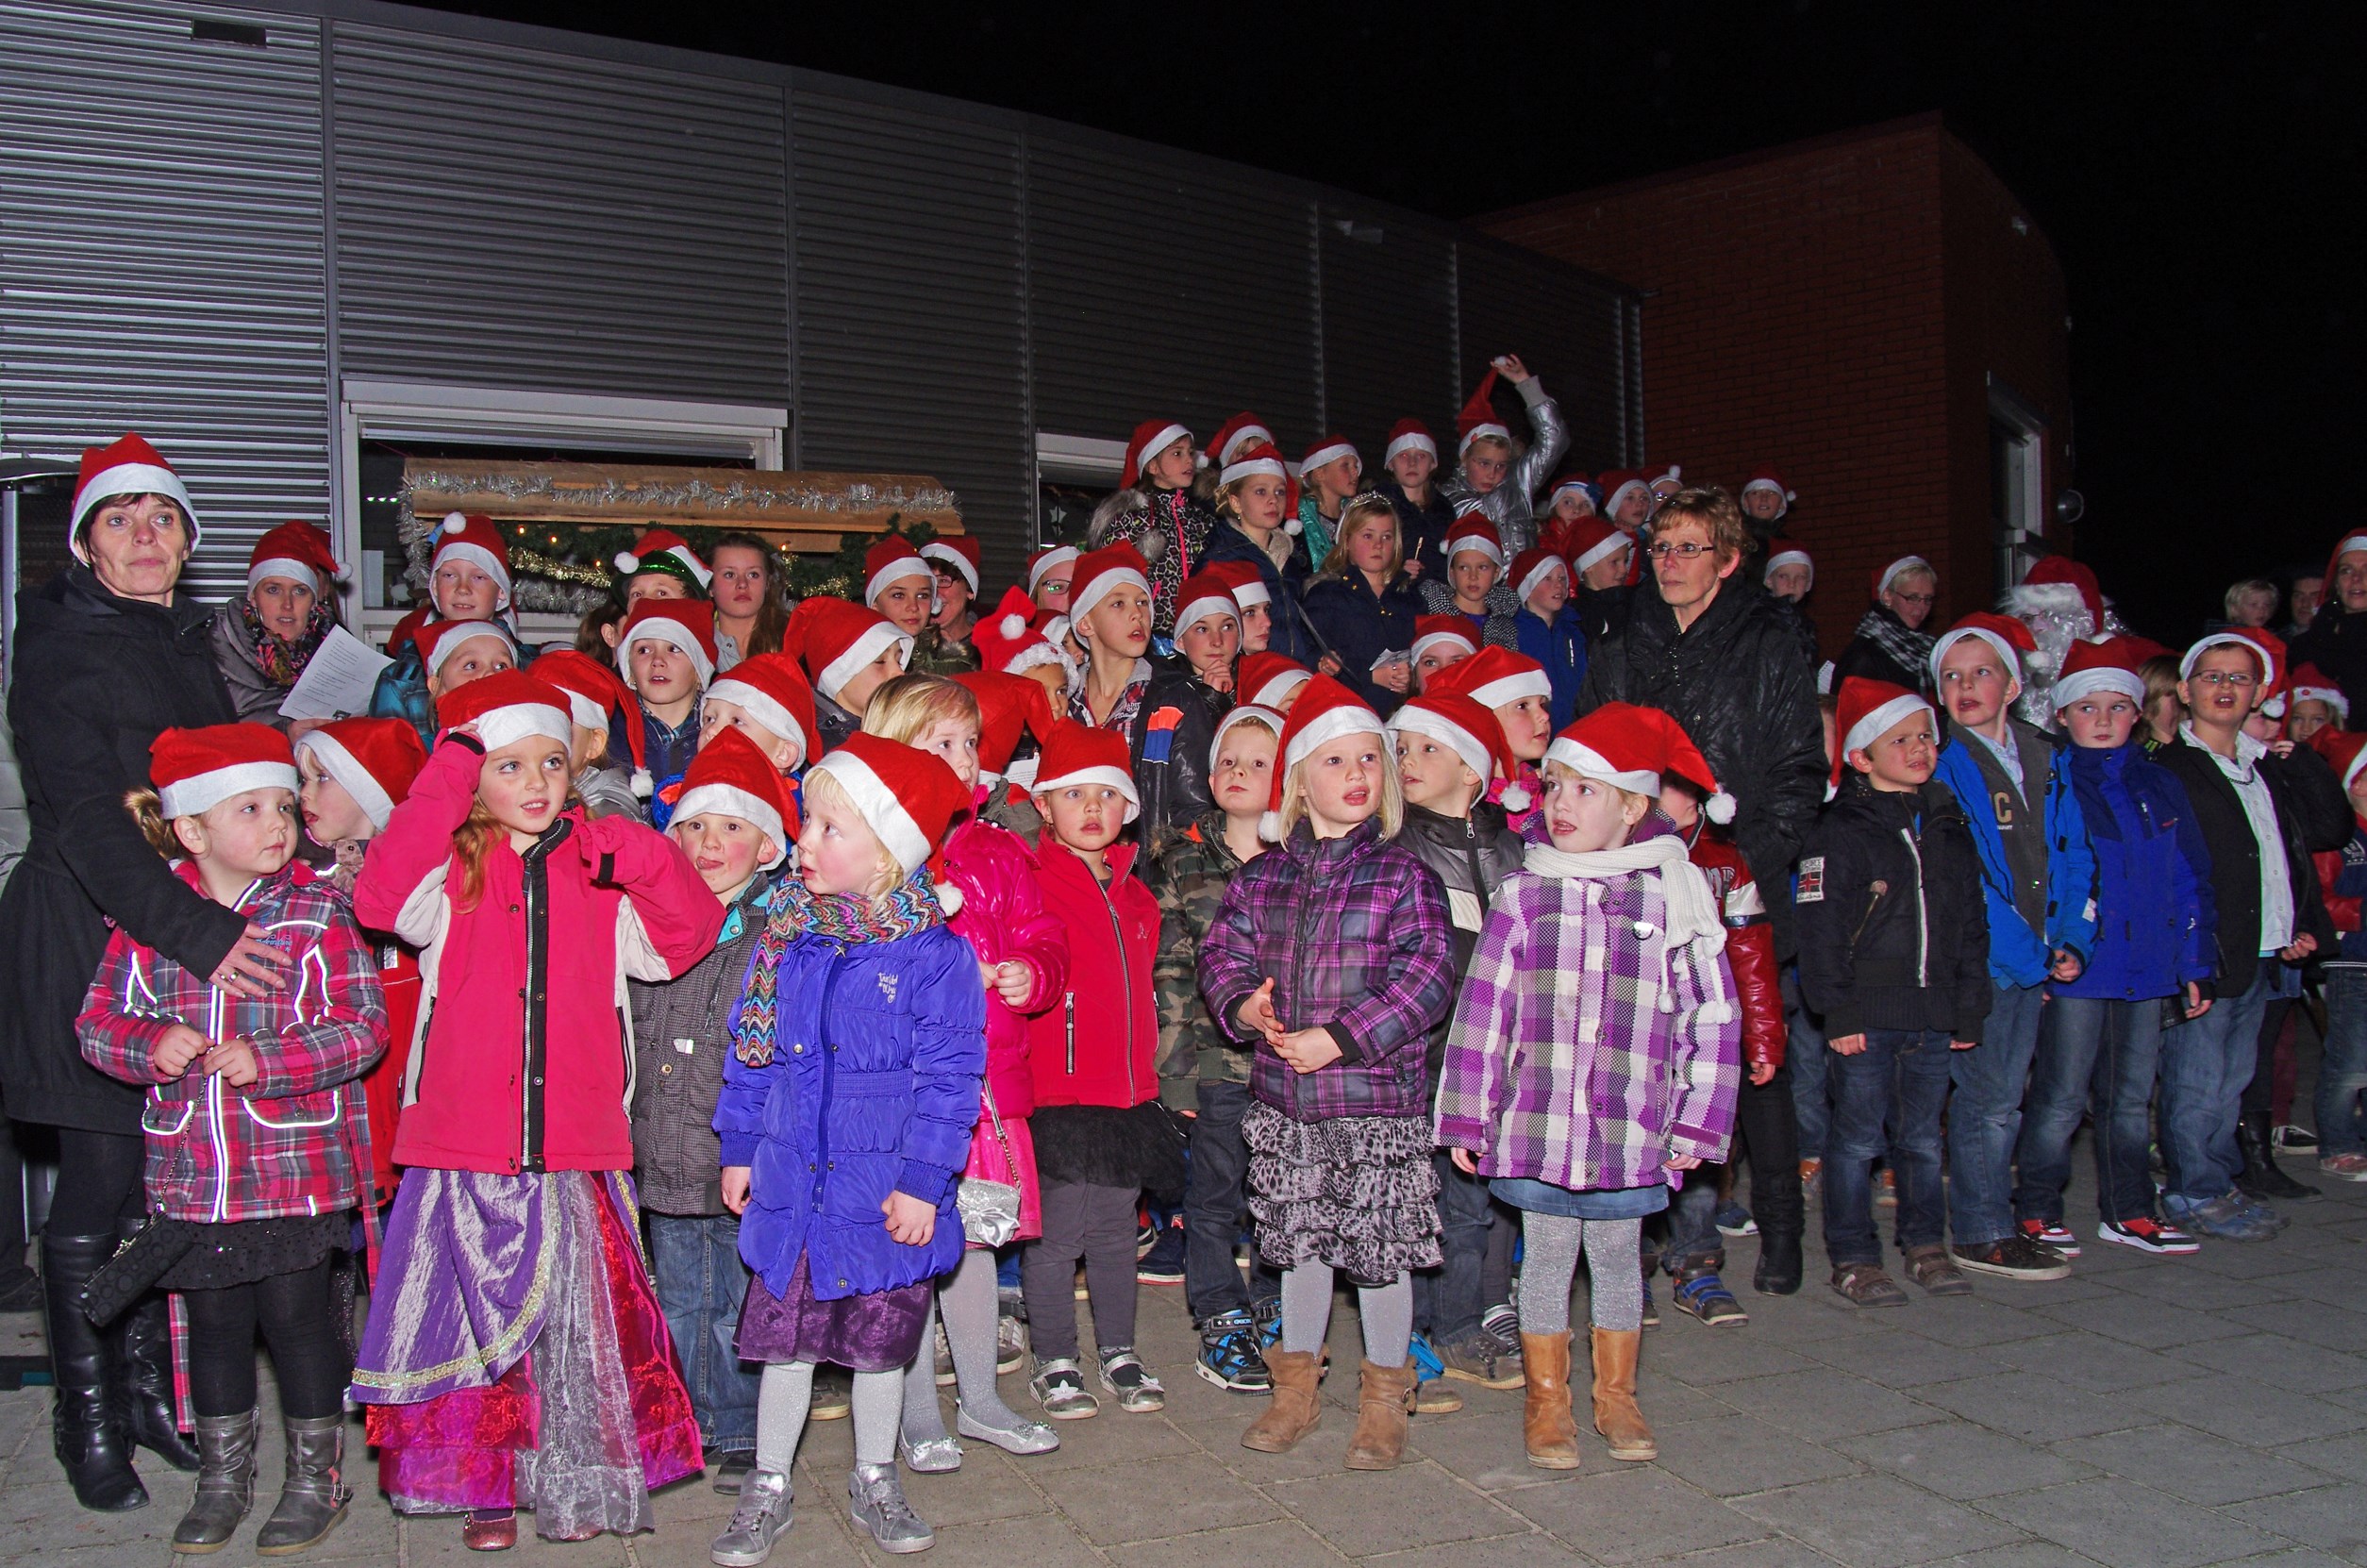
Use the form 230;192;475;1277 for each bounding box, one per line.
352;737;724;1175
944;814;1068;1119
77;860;386;1224
1026;841;1158;1109
1687;824;1785;1072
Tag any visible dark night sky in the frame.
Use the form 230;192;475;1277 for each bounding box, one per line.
423;0;2364;642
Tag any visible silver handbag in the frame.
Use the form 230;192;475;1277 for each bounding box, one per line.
955;1087;1024;1247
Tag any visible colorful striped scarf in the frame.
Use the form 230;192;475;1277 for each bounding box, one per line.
728;868;945;1066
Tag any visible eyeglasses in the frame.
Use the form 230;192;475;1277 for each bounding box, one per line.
1646;541;1712;561
2192;670;2257;688
1890;592;1938;607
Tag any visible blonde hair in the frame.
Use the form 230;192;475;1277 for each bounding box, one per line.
798;767;905;895
1276;729;1404;842
1463;434;1513;462
123;787;182;860
863;674;980;746
1315;493;1404;582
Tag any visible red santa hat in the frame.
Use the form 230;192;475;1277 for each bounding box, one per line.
1648;465;1685;495
783;596;913;708
614;597;719;688
434;668;574;754
1429;645;1551;711
245;521;342;596
1384;419;1438;464
1387;692;1526;810
1929;611;2039;688
1548;473;1596;509
2291;662;2349;724
1208;702;1286;772
149;723;296;820
1238;652;1314;711
415;618;517;680
530;646;652;793
1442;513;1505;571
1030;721;1142;823
429;513;513;610
2052;637;2152;709
1546;702;1735;824
704;651;818;770
863;536;937;607
2018;556;2106;637
1026;543;1079;599
1833;676;1935;792
2324;532;2367;592
2181;629;2278;688
1409;614;1478;670
1763;548;1813;590
1456;369;1511;458
1741;465;1795;511
1209;412;1274;467
1300;435;1359;477
1201;559;1269;611
293;717;426;831
973;585;1068;681
2318;729;2367;796
612;527;711;592
1264;675;1385;838
1173;569;1242;639
1509;546;1570;606
1066;542;1152;626
1557;516;1630;576
919;534;980;595
1597;470;1652;521
954;670;1058;781
1873;555;1933;601
1216;441;1302;535
672;727;796;868
808;731;972;901
71;433;199;559
1122;419;1193;489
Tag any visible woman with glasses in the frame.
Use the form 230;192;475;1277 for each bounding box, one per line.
1833;556;1942;698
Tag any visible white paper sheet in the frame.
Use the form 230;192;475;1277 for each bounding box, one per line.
276;624;394;722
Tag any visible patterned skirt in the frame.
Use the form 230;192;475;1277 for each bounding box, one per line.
734;1250;933;1372
1243;1102;1442;1283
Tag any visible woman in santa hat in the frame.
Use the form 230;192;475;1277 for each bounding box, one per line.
1092;420;1223;640
209;521;348;732
1435;355;1569;558
1833;556;1942;698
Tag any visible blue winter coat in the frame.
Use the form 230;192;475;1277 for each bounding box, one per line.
2054;740;2217;1002
713;922;987;1301
1931;722;2100;988
1200;518;1318;666
1512;604;1587;731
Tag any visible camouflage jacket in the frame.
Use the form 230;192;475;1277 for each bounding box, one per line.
1143;810;1255;1108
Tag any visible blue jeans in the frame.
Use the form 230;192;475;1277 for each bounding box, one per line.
1413;1149;1497;1342
2160;965;2276;1205
1183;1080;1279;1325
1824;1029;1953;1267
2317;968;2367;1159
647;1211;761;1455
1946;980;2042;1248
2014;994;2166;1226
1785;967;1831;1159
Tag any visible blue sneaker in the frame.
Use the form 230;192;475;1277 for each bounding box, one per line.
2168;1192;2277;1243
1713;1201;1759;1238
1409;1331;1446;1383
1136;1222;1186;1285
1194;1310;1271;1393
1253;1293;1283;1350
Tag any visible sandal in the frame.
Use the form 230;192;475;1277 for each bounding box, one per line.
1829;1262;1909;1308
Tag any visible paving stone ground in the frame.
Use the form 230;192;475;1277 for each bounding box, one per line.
4;1154;2366;1566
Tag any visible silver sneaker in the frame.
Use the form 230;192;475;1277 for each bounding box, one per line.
708;1468;792;1567
996;1310;1027;1374
848;1461;935;1554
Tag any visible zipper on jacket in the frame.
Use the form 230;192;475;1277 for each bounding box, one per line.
206;984;230;1223
519;824;564;1173
1065;993;1076;1076
1092;876;1140;1104
814;950;842;1209
1899;826;1929;987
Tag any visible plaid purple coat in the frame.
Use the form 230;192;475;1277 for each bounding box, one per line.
1198;818;1455;1121
1433;851;1740;1192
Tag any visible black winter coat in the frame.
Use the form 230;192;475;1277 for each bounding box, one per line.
1394;801;1525;1086
2291;607;2367;718
1832;608;1929;696
1199;518;1318;666
1125;666;1221;862
1794;774;1992;1043
0;567;243;1133
1302;571;1422;717
2154;734;2346;997
1381;481;1458;576
1577;577;1826;959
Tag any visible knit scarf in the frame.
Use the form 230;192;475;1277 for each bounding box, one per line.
1852;607;1936;688
1523;835;1725;956
729;868;945;1066
240;596;338;689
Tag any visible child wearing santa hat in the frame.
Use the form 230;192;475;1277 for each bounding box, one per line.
531;646;650;819
383;512;515;661
1491;546;1587;731
1066;542;1220;858
913;535;985;676
1200;441;1323;667
699;651;818;780
1199;676;1456;1473
856;676;1067;1467
614;598;720;826
1171;567;1244;697
1427;646;1556;829
1377;419;1457;578
1384;693;1526;1402
1796;677;1991;1309
1143;705;1287;1394
1926;613;2095;1284
782;596;913;756
626;728;796;1493
1432;705;1739;1471
372;616;517;744
710;732;984;1560
1294;434;1362;566
1202;559;1274;656
1435;355;1569;558
861;537;939;642
1096;420;1222;640
1563;516;1638;649
210;521;346;730
79;723;387;1554
351;672;720;1550
2289;662;2348;746
1419;512;1515;635
1409;615;1478;693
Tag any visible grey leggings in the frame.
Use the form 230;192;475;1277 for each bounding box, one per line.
1516;1215;1643;1334
1021;1179;1139;1362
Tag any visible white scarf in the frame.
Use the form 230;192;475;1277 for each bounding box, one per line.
1524;835;1725;956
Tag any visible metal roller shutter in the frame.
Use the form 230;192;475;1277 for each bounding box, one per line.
788;89;1029;582
0;0;330;601
1456;241;1635;474
1026;138;1319;451
1318;209;1458;451
330;25;790;407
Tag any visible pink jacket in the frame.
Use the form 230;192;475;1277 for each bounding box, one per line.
943;814;1067;1119
352;737;723;1175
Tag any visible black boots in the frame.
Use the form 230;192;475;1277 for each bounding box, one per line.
41;1230;146;1512
1753;1231;1804;1295
114;1217;204;1474
2237;1109;2320;1203
255;1414;352;1555
174;1410;259;1551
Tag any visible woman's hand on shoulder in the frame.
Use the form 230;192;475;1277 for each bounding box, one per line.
210;924;292;997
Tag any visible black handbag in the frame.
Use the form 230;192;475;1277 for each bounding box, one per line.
78;1217;198;1327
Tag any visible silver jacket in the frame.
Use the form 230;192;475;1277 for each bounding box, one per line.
1437;377;1569;557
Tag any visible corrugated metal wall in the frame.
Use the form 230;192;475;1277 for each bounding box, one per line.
0;0;330;600
1318;209;1458;454
1456;240;1634;475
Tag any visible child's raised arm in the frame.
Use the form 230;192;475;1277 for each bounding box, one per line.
241;905;389;1099
581;812;726;981
354;735;481;941
1432;897;1529;1153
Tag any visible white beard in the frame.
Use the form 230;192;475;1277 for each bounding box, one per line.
2004;583;2127;729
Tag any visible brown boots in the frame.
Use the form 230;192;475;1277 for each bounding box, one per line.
1520;1331;1582;1469
1241;1349;1323;1453
1343;1359;1417;1471
1591;1326;1656;1461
